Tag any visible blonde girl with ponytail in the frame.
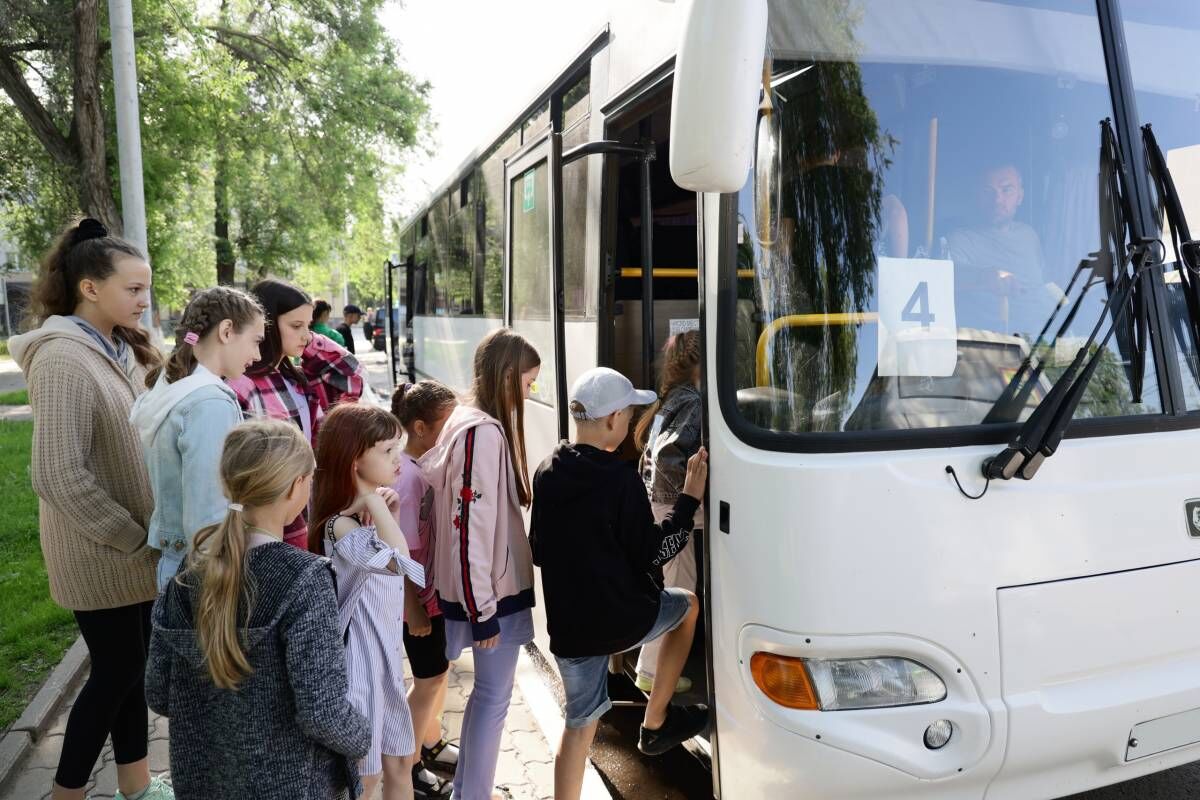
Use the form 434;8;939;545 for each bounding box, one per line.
130;286;265;589
145;419;371;800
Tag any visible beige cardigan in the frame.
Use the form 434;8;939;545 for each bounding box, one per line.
10;317;158;610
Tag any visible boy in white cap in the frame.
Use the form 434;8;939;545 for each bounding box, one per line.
529;367;709;800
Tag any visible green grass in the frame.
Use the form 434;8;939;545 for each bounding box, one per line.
0;422;76;730
0;389;27;406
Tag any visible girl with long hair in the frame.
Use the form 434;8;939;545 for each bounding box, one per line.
145;419;370;799
418;328;540;800
130;286;264;589
310;403;426;800
632;331;704;693
227;277;365;546
391;381;460;796
9;218;171;800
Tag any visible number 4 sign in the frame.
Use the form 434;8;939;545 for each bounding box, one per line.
876;257;957;377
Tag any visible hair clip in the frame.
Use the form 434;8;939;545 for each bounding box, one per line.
183;331;200;345
228;502;244;512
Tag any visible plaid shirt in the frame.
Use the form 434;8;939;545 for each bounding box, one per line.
227;333;365;547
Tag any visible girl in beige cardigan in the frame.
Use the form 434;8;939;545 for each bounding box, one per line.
10;219;173;800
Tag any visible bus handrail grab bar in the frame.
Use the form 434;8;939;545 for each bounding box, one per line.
755;313;878;386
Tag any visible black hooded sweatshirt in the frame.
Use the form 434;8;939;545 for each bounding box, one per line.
530;442;698;658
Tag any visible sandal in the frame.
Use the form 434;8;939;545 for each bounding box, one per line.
412;762;452;798
422;737;460;772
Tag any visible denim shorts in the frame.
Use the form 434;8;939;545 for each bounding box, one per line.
554;588;692;728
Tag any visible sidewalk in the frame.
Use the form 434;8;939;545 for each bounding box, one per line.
0;648;559;800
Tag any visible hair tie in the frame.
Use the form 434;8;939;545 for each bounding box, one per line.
75;218;108;244
228;502;244;513
183;331;200;345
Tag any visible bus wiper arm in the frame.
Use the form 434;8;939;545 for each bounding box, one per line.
981;240;1160;481
980;254;1098;425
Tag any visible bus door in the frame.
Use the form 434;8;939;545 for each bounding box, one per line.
582;89;713;755
506;141;565;465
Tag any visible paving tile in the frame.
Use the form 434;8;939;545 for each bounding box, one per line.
1;655;567;800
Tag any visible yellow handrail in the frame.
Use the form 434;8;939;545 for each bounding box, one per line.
755;312;879;386
619;268;757;279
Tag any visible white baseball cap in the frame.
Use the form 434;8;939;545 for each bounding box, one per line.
568;367;657;420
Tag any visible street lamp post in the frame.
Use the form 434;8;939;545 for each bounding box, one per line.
107;0;155;337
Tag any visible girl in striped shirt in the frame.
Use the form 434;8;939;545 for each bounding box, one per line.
310;403;425;800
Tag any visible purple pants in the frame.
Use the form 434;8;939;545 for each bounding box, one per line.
444;608;534;800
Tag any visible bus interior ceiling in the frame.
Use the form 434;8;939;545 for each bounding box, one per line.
604;99;710;716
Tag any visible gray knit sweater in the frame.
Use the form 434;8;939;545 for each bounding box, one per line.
146;541;370;799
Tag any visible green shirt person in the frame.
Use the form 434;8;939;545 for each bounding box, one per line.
310;299;345;347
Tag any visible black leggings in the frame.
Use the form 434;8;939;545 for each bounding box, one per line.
55;601;153;789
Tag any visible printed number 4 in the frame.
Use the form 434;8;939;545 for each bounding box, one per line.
901;281;935;328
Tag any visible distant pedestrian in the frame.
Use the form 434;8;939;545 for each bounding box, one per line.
10;218;173;800
130;286;264;589
227;278;365;546
338;304;364;354
419;328;540;800
310;403;426;800
146;419;370;800
391;380;460;796
530;367;710;800
312;298;346;346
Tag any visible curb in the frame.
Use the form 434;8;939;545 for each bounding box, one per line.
0;406;32;422
516;643;613;799
0;636;90;790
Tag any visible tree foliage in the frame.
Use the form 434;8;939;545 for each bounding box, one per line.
0;0;428;308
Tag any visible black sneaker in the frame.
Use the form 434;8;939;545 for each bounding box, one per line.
638;703;710;756
412;762;452;798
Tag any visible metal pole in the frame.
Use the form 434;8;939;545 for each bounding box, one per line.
385;258;396;387
640;142;656;391
548;92;569;441
107;0;154;335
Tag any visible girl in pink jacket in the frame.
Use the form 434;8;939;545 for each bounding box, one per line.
419;328;539;800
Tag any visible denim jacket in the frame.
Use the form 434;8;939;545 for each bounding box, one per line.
130;365;242;586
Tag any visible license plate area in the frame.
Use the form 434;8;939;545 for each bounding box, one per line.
1127;706;1200;761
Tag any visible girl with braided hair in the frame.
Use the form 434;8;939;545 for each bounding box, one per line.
632;330;704;695
10;218;171;800
130;286;265;589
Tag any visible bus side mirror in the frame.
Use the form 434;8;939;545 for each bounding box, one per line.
669;0;768;193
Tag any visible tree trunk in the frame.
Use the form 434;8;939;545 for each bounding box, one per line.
214;149;235;284
69;0;123;234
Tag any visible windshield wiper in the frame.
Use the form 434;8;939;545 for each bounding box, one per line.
980;253;1100;425
1143;123;1200;386
982;119;1160;481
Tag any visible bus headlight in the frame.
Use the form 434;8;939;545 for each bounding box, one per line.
808;657;947;710
750;653;947;711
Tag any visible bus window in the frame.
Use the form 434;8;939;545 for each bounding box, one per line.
1122;3;1200;411
510;160;557;405
730;0;1162;436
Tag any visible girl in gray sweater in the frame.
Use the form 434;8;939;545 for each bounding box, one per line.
146;419;370;799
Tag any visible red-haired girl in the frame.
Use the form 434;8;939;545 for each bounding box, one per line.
311;403;425;800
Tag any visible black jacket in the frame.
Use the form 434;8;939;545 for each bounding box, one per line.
530;443;698;658
335;322;355;354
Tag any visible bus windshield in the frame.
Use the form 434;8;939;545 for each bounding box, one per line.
730;0;1162;436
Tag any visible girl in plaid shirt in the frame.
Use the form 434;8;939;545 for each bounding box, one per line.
227;278;366;547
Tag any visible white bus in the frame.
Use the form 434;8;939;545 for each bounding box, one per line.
387;2;1200;796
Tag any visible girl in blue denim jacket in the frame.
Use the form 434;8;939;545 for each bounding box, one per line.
130;287;265;589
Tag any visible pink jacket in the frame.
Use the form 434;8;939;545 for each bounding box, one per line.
418;404;535;640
